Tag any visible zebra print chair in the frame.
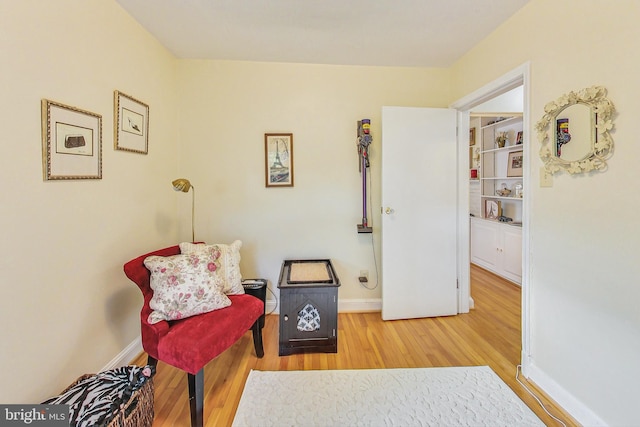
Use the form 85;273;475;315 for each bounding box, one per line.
124;244;264;427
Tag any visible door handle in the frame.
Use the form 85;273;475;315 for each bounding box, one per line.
384;207;394;215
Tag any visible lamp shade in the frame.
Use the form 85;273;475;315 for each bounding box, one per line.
172;178;192;192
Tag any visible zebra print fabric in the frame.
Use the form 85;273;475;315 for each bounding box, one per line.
42;365;154;427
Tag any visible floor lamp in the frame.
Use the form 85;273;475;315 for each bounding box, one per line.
172;178;195;242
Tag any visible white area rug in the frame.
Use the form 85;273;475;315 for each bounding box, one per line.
232;366;544;427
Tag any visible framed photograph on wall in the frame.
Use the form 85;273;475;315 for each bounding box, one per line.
265;133;294;187
469;128;476;146
114;90;149;154
507;150;523;177
41;99;102;180
485;199;502;219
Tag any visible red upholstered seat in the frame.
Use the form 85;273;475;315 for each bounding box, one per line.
124;244;264;427
152;294;262;374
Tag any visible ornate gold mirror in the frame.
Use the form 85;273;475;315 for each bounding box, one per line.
537;86;615;174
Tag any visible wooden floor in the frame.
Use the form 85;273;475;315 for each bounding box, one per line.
133;264;580;426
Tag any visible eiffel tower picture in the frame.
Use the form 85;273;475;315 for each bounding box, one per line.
265;134;294;187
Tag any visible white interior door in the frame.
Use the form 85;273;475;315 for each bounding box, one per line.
381;106;458;320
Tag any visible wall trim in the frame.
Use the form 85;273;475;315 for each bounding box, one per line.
527;363;608;427
102;336;143;371
339;298;382;313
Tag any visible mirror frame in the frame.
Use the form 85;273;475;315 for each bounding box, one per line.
537;86;615;174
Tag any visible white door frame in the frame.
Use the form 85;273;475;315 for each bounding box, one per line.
450;62;532;371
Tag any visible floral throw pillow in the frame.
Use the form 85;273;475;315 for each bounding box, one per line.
179;240;245;295
143;252;231;324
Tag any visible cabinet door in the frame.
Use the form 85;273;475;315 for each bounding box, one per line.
281;288;336;341
501;226;522;283
470;219;499;270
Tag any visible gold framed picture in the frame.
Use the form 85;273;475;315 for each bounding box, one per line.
41;99;102;180
114;90;149;154
265;133;293;187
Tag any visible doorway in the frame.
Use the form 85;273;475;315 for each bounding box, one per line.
451;63;531;368
469;88;524;284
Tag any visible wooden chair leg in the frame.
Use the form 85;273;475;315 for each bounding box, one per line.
188;369;204;427
251;320;264;358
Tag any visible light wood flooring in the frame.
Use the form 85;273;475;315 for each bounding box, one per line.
133;264;580;426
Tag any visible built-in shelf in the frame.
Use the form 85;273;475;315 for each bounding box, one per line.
481;145;523;155
478;114;524;222
481;177;522;180
481;194;523;200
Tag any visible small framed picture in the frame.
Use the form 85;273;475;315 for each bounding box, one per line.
41;99;102;180
469;128;476;146
515;131;523;145
265;133;294;187
114;90;149;154
507;150;524;177
485;200;502;219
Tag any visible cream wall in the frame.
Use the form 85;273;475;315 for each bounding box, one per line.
452;1;640;425
0;0;179;402
175;60;451;303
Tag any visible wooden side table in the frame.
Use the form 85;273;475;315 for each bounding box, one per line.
277;259;340;356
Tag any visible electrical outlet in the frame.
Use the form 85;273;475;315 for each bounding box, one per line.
359;270;369;279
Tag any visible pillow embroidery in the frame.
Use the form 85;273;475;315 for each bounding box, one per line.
143;252;230;324
179;240;245;295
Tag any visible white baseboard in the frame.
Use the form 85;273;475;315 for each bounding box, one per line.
102;336;143;371
525;362;607;426
339;298;382;313
266;299;278;314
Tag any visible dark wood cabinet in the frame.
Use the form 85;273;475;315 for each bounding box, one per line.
278;259;340;356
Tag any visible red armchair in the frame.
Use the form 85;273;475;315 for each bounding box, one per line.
123;244;264;427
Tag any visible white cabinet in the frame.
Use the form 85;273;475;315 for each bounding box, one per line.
470;217;522;285
479;115;524;222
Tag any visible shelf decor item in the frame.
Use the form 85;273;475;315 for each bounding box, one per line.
265;133;294;187
114;90;149;154
495;132;508;148
41;99;102;180
507;150;523;177
514;182;523;198
485;200;502;219
516;131;523;145
496;183;511;197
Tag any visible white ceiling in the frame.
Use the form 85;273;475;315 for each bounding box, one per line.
115;0;530;67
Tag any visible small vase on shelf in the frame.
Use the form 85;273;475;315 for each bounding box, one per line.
495;132;507;148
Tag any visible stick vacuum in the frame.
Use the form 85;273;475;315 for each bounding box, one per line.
357;119;373;234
